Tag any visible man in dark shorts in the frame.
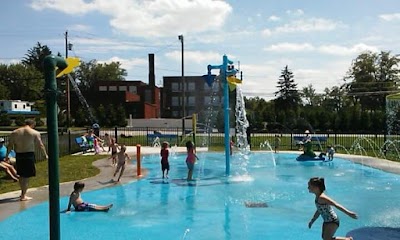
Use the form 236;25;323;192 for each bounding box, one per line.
6;119;48;201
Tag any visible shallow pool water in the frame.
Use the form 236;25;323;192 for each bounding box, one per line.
1;152;400;239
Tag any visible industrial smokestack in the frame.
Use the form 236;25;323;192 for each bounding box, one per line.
149;53;155;87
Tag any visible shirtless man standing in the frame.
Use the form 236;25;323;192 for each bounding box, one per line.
6;119;48;201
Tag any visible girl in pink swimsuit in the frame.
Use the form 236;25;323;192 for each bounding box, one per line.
185;141;199;181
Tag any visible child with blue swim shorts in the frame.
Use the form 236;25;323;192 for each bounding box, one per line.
66;181;113;212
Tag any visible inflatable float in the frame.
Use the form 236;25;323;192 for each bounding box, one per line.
296;154;326;161
296;139;331;162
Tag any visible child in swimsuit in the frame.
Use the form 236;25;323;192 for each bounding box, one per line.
160;141;169;179
66;181;113;212
185;141;199;181
308;177;357;240
111;145;130;182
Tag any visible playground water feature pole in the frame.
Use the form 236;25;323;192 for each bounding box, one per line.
44;56;79;240
206;55;237;176
43;55;68;240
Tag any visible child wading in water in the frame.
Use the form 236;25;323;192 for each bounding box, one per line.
109;137;119;166
160;141;169;179
111;145;130;182
308;177;357;240
185;140;199;181
66;181;113;212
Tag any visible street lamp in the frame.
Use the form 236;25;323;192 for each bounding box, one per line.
65;31;73;129
178;34;186;133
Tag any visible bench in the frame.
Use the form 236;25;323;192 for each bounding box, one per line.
147;133;178;146
75;136;93;153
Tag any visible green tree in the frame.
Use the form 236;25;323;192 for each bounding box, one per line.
0;64;44;101
344;51;400;111
73;60;127;92
35;116;44;126
14;115;25;126
274;65;301;112
106;104;117;127
74;108;91;127
302;84;321;106
22;42;52;73
0;113;12;126
115;104;128;127
95;104;107;126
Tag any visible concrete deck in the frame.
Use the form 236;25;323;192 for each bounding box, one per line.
1;149;400;222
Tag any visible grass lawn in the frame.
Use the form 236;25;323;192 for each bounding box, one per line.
0;155;105;194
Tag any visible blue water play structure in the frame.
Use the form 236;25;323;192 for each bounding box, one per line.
205;55;237;176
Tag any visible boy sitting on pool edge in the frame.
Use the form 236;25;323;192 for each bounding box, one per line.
64;181;113;213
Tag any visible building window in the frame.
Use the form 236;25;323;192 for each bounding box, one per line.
26;103;30;106
145;90;151;102
172;111;179;117
172;82;180;92
188;109;196;116
99;86;107;91
172;96;180;106
23;105;26;109
0;102;3;107
204;96;211;105
187;82;195;91
129;86;137;94
187;96;195;106
119;86;127;91
109;86;117;91
14;104;17;108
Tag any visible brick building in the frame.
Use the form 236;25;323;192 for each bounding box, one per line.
90;54;161;119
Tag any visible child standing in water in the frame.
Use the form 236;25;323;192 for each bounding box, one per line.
308;177;357;240
160;141;170;179
186;141;199;181
109;138;119;166
274;134;281;153
111;145;130;182
66;181;113;212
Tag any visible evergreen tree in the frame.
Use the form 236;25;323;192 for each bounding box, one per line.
274;65;301;112
22;42;52;73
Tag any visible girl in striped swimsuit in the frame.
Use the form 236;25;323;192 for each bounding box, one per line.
308;177;357;240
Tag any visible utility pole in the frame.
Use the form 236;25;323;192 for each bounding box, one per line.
178;35;186;135
65;31;70;129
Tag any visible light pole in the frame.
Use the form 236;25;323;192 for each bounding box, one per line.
65;31;71;129
178;35;186;134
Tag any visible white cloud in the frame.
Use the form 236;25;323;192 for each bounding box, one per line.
264;43;314;52
30;0;96;14
379;13;400;21
286;9;304;16
65;37;157;54
263;42;379;55
261;28;272;37
165;50;221;64
275;18;344;33
0;59;21;65
318;43;379;56
98;56;147;73
68;24;92;32
268;15;280;22
30;0;232;38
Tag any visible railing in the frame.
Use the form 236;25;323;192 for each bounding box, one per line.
0;127;396;163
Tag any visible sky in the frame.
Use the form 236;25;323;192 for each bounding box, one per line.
1;0;400;100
